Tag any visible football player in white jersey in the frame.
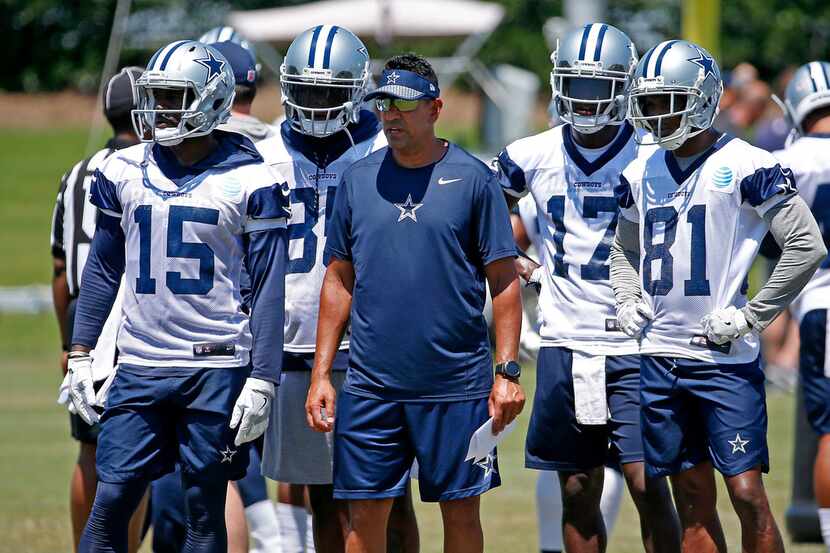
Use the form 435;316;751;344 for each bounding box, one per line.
52;67;147;553
495;23;680;553
64;41;290;553
613;40;826;553
773;60;830;552
257;26;418;553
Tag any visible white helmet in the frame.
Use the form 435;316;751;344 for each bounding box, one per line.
132;40;235;146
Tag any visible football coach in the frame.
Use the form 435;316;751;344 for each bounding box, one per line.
306;52;525;553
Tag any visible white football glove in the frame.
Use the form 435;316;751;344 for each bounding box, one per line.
67;352;100;425
57;371;80;416
230;377;275;446
616;301;654;339
700;306;752;345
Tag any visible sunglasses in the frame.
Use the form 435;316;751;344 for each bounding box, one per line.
375;97;422;112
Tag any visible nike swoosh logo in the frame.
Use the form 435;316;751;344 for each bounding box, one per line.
255;394;269;412
438;177;462;185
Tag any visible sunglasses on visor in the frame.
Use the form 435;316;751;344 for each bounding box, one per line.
375;97;422;112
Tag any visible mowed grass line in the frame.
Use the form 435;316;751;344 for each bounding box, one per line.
0;128;90;286
0;311;824;552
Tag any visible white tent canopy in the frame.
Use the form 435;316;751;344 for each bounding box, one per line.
228;0;505;43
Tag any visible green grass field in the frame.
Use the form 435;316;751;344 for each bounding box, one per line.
0;127;824;552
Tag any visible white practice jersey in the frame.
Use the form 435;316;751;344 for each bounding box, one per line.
90;137;289;368
618;134;797;363
775;135;830;322
497;123;640;355
258;127;386;353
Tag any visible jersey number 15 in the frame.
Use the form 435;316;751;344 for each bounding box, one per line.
134;205;218;295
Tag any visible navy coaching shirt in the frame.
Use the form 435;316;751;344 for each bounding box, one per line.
324;142;516;401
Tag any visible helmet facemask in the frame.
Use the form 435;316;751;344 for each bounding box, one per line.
132;74;234;146
280;65;368;137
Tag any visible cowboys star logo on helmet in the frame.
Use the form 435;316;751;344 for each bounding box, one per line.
132;40;235;146
279;25;370;137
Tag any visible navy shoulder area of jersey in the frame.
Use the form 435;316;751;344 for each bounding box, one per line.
495;126;561;198
614;173;635;211
718;137;797;209
247;182;291;221
89;169;122;216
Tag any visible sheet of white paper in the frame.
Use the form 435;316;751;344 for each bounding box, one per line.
409;417;516;480
465;417;517;462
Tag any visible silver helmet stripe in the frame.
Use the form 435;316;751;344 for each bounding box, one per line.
809;61;829;91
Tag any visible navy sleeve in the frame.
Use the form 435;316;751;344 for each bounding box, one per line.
246;182;291;221
243;227;288;384
323;176;353;264
89;170;122;216
475;172;518;265
739;164;797;212
71;213;125;347
495;149;528;198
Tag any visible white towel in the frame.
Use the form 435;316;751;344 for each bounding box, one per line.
572;352;608;425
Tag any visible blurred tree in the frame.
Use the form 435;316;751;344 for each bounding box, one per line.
720;0;830;77
3;0;829;92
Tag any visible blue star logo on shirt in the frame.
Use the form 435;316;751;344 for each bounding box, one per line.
195;50;225;83
688;48;717;81
728;433;749;454
474;453;497;479
394;194;423;222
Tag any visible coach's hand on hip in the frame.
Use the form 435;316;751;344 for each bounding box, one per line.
307;375;337;432
489;371;525;434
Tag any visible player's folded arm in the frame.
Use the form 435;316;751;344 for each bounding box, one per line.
742;193;827;331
